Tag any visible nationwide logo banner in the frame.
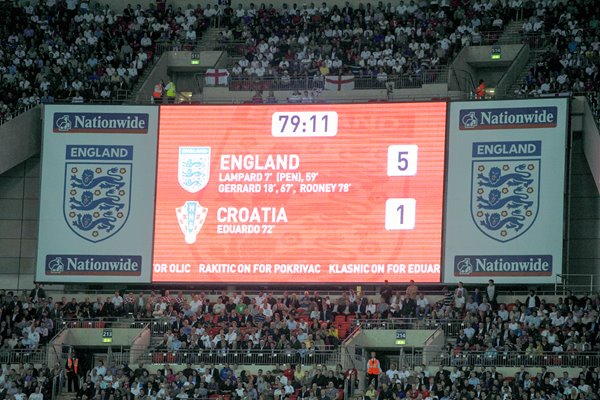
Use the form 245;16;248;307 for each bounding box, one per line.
454;255;552;276
37;105;158;283
459;106;557;130
444;99;568;284
53;112;149;134
45;255;142;276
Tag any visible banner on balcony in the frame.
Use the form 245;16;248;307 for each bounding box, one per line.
205;69;229;86
324;75;355;91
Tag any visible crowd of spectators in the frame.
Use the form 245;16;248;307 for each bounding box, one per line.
0;362;58;400
0;282;599;400
2;281;599;359
0;284;54;351
513;0;600;97
223;0;519;82
370;364;600;400
0;0;211;123
70;359;600;400
440;287;600;360
74;360;351;400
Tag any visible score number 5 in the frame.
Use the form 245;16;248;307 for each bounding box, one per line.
387;145;418;176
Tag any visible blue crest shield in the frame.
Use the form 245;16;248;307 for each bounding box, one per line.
178;147;211;193
64;163;131;242
471;160;539;242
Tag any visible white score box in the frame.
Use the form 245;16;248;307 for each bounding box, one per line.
387;145;418;176
385;198;416;230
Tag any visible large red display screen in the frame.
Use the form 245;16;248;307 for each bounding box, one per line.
153;103;446;283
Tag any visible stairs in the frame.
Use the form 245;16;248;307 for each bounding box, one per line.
497;19;524;45
198;27;226;50
123;28;224;103
506;48;548;95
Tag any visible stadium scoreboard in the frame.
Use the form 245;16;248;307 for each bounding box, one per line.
36;99;568;285
152;103;447;283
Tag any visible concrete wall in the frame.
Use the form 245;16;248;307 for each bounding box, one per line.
567;98;600;292
0;107;41;176
582;99;600;193
0;156;41;290
65;328;145;346
203;83;456;103
347;329;437;349
450;45;523;92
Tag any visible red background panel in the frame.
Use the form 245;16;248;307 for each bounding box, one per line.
153;103;447;283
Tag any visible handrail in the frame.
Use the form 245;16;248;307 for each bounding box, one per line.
450;68;477;94
120;347;340;366
439;350;600;367
555;273;597;296
224;69;448;92
496;43;530;96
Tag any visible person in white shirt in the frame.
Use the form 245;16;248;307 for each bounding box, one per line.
112;291;124;310
386;363;400;381
95;361;107;377
416;293;430;317
28;386;43;400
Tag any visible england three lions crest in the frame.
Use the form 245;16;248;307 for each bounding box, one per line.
178;147;211;193
63;145;133;242
470;141;541;243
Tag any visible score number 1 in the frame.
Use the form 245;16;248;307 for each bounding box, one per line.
385;198;416;230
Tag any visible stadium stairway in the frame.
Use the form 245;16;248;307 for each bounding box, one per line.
506;47;549;95
201;27;226;48
497;19;525;45
124;27;224;104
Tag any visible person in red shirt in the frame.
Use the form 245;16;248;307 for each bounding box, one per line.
475;79;486;99
283;364;295;383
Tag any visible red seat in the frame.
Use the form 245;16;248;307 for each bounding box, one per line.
166;352;176;363
153;353;165;363
334;315;346;323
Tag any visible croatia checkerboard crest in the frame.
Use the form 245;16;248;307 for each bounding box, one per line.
176;201;208;244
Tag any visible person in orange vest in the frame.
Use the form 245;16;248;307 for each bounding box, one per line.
366;351;382;388
152;80;164;103
475;79;486;99
65;351;80;392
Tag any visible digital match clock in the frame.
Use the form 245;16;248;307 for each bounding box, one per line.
271;111;338;137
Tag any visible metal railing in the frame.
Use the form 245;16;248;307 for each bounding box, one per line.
496;43;530;96
483;32;548;49
438;351;600;367
226;69;447;92
122;348;340;366
355;318;467;338
0;347;48;364
555;273;597;295
56;316;468;339
155;39;201;55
